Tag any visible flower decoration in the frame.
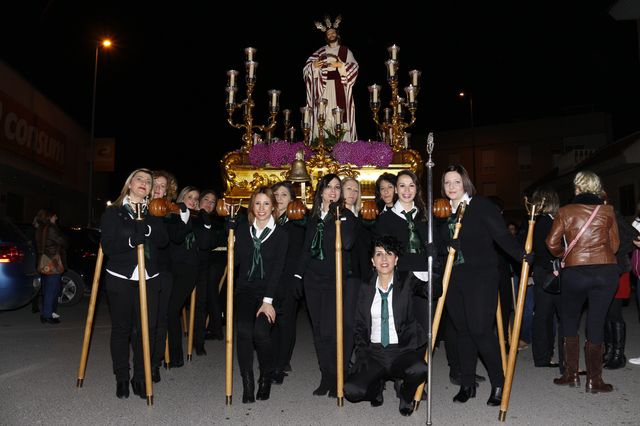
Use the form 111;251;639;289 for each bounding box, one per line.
268;140;292;167
248;143;268;167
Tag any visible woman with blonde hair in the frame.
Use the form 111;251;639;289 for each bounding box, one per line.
546;170;619;393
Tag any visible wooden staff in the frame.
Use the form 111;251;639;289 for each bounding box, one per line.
76;244;104;387
187;288;196;361
414;200;467;407
335;205;344;407
164;336;170;368
133;203;153;406
496;297;507;373
217;198;241;405
498;198;540;421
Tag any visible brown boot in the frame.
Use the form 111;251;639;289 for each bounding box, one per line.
585;341;613;393
554;336;580;387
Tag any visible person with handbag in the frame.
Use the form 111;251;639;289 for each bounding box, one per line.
530;186;563;370
546;170;619;393
34;209;67;324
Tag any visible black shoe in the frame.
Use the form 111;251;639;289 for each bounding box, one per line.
40;316;60;324
256;373;272;400
283;363;292;372
453;385;476;403
328;386;337;398
152;367;161;383
271;370;287;384
170;358;184;369
205;330;224;341
130;379;146;399
449;373;479;387
475;374;486;382
31;303;40;314
487;386;503;406
313;376;330;396
370;391;383;407
195;345;207;356
535;362;560;368
399;396;414;416
241;371;255;403
116;381;129;399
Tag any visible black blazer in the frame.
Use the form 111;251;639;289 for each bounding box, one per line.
234;222;288;301
100;205;169;277
352;271;428;360
296;209;356;281
168;211;212;266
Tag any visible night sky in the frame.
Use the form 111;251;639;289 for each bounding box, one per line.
2;1;639;195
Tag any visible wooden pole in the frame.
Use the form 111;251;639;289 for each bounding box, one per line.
335;208;344;407
225;228;236;405
499;204;537;421
76;244;104;387
135;217;154;406
414;201;466;406
187;288;196;361
496;296;507;374
164;336;170;369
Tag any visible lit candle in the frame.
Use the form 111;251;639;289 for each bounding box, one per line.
409;69;421;87
288;127;296;141
244;47;256;61
388;44;400;60
368;84;380;103
283;109;291;123
318;98;327;118
227;70;238;88
386;60;397;78
405;86;416;103
246;61;256;79
301;106;311;127
333;107;343;125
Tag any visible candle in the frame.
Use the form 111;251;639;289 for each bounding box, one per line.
246;61;256;79
227;70;238;88
333;107;343;125
384;108;391;123
244;47;256;61
386;60;397;78
388;44;400;60
283;109;291;123
226;87;236;104
318;99;327;118
368;84;380;103
288;127;296;141
409;69;421;87
406;86;416;103
301;106;311;127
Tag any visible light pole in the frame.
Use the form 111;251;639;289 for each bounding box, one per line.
458;91;475;181
88;38;112;226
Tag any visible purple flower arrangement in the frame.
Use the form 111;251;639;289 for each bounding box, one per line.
248;141;313;167
248;140;392;167
332;140;393;167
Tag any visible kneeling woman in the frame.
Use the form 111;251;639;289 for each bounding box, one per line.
344;235;428;417
100;168;169;400
233;187;288;403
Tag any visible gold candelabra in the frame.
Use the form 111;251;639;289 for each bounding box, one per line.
225;47;280;153
369;44;421;152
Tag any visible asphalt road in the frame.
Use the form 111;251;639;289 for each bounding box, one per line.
1;291;640;425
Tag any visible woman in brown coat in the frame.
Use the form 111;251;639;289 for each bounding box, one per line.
546;170;619;393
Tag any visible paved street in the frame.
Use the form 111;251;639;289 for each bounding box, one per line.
1;291;640;426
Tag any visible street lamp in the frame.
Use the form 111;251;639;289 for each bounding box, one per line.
87;38;112;226
458;91;475;181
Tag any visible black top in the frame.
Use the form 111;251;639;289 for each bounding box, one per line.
438;195;524;270
234;222;288;300
168;212;211;266
100;205;169;277
374;208;431;272
532;213;555;273
296;209;357;282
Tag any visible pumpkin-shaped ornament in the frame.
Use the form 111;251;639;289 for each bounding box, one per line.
286;199;307;220
433;197;452;219
148;198;180;217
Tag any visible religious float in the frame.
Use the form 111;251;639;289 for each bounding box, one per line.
221;43;424;206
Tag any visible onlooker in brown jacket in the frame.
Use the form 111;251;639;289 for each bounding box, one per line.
546;170;619;394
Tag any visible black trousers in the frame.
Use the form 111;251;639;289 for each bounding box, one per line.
194;263;224;346
446;266;503;388
272;277;300;371
235;292;274;375
151;271;173;368
205;262;226;335
532;266;564;367
344;344;428;404
168;262;198;362
105;274;159;382
561;264;618;344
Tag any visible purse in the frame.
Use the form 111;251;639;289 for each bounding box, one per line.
631;248;640;278
37;225;65;275
542;205;601;294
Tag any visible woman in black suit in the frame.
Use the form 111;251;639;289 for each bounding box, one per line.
270;181;306;383
295;173;356;397
233;187;288;403
100;168;169;399
439;164;530;406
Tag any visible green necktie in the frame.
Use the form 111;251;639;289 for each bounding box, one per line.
379;285;393;347
402;209;423;254
310;219;325;260
447;213;464;265
248;226;271;281
277;212;287;226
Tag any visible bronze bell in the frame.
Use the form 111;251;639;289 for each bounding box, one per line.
288;150;311;183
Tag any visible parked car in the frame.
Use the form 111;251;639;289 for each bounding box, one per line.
59;226;101;305
0;217;41;310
